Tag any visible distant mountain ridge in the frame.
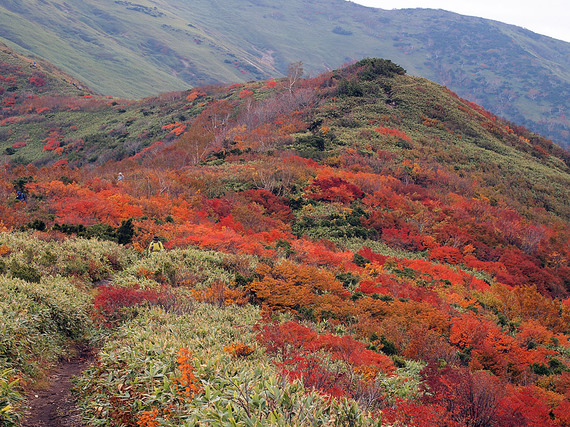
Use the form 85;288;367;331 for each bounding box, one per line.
0;0;568;146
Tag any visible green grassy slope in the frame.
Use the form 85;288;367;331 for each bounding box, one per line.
0;41;92;95
0;0;568;146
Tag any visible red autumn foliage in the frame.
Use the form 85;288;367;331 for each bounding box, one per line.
355;280;384;295
557;372;570;397
375;126;412;142
28;75;46;87
304;176;364;204
3;96;16;107
421;364;505;426
256;320;395;398
93;285;168;327
42;137;60;151
1;59;569;421
206;197;234;219
357;247;388;266
239;89;254;98
497;248;562;295
553;399;570;426
130;140;165;161
363;210;408;230
382;398;455;427
186;91;206;102
241;189;294;223
495;385;558;426
162;122;187;136
382;227;427;251
430;245;464;264
53;158;68;167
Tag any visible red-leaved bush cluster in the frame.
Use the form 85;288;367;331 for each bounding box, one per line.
93;285;172;327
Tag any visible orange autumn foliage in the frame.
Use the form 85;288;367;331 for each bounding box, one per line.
247;260;350;314
223;343;255;358
191;280;249;306
174;349;201;401
137;408;160;427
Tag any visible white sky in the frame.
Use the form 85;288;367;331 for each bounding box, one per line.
350;1;570;43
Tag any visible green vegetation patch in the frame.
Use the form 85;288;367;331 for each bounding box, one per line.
75;304;380;426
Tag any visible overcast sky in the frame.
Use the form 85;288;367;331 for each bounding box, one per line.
350;1;570;43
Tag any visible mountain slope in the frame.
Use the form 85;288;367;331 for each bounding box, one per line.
0;0;568;147
1;49;568;223
1;54;570;426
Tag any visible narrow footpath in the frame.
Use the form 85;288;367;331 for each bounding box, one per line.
21;346;93;427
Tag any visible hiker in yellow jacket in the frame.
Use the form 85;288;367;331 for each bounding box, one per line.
148;236;164;254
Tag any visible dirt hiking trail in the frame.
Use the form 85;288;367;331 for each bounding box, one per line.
21;345;93;427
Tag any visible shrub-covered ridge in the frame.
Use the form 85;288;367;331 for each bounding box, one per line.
0;57;569;425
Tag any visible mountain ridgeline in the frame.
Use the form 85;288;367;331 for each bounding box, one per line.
1;47;569;222
0;0;568;147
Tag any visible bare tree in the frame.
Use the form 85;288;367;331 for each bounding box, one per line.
287;61;304;93
177;100;233;165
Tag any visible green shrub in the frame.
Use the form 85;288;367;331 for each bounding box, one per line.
9;260;41;283
356;58;406;79
75;304;380;426
52;219;134;245
11;176;34;193
119;247;236;288
0;275;94;380
337;79;364;97
353;253;370;267
295;133;327;151
380;335;398;356
0;369;24;427
22;220;46;231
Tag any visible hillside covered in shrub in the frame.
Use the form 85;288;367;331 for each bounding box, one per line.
1;55;570;425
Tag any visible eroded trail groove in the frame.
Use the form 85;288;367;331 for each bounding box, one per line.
21;346;93;427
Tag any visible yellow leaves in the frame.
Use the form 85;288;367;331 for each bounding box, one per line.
314;293;356;320
546;251;566;269
361;262;385;280
247;276;315;310
354;365;380;383
136;267;154;279
462;244;475;257
226;124;248;149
